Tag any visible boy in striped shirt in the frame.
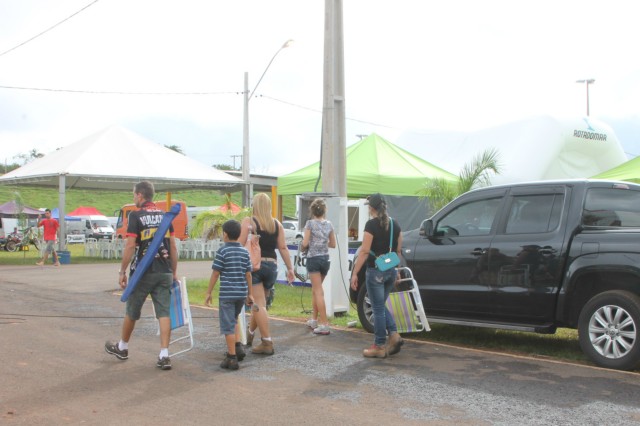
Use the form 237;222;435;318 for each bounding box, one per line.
205;220;254;370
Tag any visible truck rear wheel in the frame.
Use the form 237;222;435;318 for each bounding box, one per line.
578;290;640;370
356;283;374;333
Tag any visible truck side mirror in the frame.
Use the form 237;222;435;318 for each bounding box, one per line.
420;219;434;237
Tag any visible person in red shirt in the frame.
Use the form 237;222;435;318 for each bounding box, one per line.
36;208;60;266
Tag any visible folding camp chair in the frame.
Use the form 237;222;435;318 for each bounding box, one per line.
154;277;194;357
238;305;247;345
386;266;430;333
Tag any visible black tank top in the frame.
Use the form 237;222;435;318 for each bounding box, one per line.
254;217;279;259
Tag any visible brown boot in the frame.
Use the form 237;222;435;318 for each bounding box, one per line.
251;338;274;355
387;332;404;356
363;344;387;358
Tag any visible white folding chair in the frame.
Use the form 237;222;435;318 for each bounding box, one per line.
204;239;221;259
178;239;192;259
154;277;194;357
97;239;111;258
386;267;430;333
188;239;204;260
105;239;121;259
84;238;98;256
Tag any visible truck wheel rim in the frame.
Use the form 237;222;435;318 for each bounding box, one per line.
588;304;637;359
364;295;374;326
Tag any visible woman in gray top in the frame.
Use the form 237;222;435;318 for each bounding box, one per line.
301;198;336;335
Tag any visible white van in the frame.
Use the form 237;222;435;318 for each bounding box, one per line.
78;215;115;240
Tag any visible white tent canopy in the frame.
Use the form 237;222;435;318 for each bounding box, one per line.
0;125;245;246
0;125;244;192
398;116;628;185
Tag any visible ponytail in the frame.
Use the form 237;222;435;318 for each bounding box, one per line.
375;203;390;230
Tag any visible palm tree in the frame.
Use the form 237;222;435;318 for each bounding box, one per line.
419;148;501;212
189;194;251;240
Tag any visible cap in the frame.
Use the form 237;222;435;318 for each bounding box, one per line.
365;193;384;209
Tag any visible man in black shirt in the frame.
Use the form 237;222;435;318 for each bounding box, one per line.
105;181;178;370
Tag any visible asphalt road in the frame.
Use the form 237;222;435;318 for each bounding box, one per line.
1;262;640;425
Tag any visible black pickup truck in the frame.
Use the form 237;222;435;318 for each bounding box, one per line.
353;179;640;370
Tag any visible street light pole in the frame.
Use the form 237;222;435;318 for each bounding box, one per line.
242;39;294;207
576;79;595;116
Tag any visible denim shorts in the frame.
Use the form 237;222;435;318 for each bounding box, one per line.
125;272;172;320
219;299;245;335
251;260;278;290
306;255;330;276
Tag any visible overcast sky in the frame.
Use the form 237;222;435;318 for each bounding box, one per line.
1;0;639;176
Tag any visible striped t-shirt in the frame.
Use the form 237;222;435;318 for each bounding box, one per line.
212;242;252;300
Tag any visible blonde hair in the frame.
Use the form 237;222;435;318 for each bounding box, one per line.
252;193;276;234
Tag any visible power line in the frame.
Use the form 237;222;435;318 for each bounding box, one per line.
0;0;101;57
261;94;398;129
0;83;401;129
0;85;239;96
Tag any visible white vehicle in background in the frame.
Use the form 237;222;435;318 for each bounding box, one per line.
282;220;303;244
77;215;115;240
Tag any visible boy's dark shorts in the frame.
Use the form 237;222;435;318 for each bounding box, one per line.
125;272;172;320
219;299;245;335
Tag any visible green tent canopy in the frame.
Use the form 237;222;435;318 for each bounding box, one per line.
277;133;457;197
592;156;640;183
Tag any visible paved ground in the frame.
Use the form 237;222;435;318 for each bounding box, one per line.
1;262;640;425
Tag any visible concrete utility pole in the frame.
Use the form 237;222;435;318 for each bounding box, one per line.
230;155;242;170
321;0;346;197
241;40;293;207
58;174;66;251
319;0;349;316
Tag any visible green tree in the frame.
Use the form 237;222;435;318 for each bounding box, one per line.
2;161;21;174
190;194;251;240
14;149;44;165
164;145;184;155
13;191;28;229
419;148;501;212
212;163;237;171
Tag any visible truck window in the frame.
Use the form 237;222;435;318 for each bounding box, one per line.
583;187;640;227
505;194;562;234
436;198;501;237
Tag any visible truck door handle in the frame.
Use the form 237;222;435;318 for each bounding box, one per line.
471;248;485;256
539;246;556;255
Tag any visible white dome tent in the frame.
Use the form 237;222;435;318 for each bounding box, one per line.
397;116;627;185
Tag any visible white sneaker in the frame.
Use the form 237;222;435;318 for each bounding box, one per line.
306;319;318;329
313;324;330;335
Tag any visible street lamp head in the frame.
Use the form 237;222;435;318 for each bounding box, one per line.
576;79;595;84
282;39;294;49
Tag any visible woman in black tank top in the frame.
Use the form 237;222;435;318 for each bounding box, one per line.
239;193;294;355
